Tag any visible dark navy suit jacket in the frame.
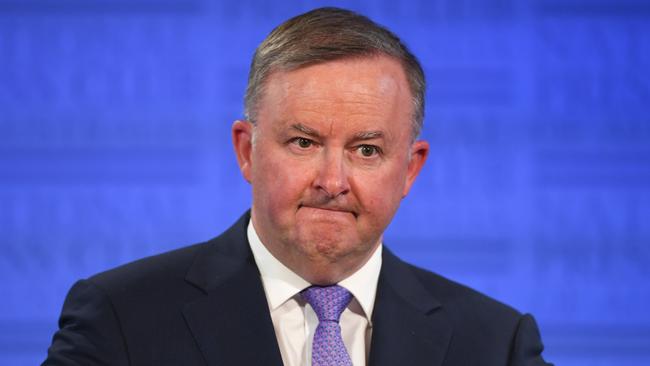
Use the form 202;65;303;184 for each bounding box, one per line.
43;212;552;365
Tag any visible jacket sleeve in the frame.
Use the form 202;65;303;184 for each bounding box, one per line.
508;313;553;366
42;280;130;366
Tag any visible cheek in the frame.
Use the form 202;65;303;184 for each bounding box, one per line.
354;165;407;216
253;153;312;210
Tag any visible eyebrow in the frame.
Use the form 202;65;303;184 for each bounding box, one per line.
353;130;384;140
290;123;321;138
290;123;384;141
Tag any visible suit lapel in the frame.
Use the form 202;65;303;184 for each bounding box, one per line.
182;212;283;366
369;248;452;366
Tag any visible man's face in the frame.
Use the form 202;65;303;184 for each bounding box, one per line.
233;55;428;284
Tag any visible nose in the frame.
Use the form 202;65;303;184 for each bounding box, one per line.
314;150;350;198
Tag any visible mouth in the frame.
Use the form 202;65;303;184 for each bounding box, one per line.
299;204;358;218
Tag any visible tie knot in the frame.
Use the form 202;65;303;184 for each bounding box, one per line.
301;285;352;322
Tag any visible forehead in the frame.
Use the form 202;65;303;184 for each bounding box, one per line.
257;56;413;136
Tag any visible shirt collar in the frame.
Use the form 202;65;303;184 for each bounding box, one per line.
247;219;382;322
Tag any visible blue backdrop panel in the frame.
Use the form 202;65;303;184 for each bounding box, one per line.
1;0;649;365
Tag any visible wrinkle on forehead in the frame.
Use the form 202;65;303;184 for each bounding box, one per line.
268;57;406;104
257;56;413;143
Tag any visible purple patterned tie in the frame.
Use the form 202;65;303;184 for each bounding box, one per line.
301;285;353;366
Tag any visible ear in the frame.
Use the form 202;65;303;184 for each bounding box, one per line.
402;139;429;197
232;120;254;183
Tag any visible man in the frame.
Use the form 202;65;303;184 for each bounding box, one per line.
44;7;552;366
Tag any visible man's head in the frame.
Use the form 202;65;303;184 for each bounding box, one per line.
244;7;426;140
233;7;429;285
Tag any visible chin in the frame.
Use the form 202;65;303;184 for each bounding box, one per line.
289;233;376;285
296;230;356;258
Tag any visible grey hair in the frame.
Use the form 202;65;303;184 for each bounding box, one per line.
244;7;426;139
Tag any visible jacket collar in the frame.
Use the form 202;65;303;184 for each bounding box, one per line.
369;247;452;366
182;211;284;366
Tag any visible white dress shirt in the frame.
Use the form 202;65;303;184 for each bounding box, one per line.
247;220;382;366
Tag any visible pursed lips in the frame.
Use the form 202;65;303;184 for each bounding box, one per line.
298;204;358;218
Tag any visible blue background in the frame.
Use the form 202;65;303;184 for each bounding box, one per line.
1;0;649;365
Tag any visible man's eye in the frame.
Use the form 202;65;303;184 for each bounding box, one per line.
358;145;379;157
293;137;313;148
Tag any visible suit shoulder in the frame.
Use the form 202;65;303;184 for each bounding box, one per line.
82;212;251;300
406;262;521;320
398;262;552;364
87;239;210;293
